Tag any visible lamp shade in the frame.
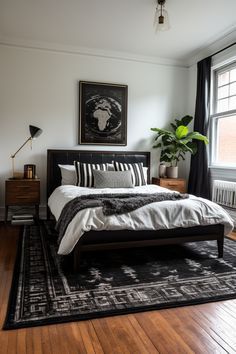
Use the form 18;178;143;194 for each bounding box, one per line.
155;9;170;32
29;125;42;139
154;0;170;32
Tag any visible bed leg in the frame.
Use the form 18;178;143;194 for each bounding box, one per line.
47;206;51;220
73;244;81;272
217;238;224;258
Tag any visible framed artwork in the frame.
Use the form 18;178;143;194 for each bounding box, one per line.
79;81;128;145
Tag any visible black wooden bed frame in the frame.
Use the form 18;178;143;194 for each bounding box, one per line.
47;149;224;271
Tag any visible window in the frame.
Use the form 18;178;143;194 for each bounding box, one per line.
210;62;236;167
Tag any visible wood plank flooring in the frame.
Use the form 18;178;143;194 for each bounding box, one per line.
0;223;236;354
228;230;236;241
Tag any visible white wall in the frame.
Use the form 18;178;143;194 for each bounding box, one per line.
183;63;197;182
0;44;188;215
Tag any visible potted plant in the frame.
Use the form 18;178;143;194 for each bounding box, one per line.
151;115;209;178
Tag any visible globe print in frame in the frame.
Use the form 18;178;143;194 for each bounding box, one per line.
79;81;127;145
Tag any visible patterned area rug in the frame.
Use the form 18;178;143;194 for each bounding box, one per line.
4;221;236;330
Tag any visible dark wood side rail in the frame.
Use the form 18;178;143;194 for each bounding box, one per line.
72;225;224;272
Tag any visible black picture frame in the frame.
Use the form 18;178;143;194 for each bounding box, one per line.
79;81;128;145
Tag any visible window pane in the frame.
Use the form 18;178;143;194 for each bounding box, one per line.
229;96;236;110
218;71;229;86
230;82;236;95
216;115;236;164
230;68;236;82
218;85;229;99
217;98;229;113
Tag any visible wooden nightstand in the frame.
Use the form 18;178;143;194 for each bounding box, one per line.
152;177;186;193
5;179;40;222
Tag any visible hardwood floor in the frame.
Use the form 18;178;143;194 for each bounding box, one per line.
228;230;236;241
0;224;236;354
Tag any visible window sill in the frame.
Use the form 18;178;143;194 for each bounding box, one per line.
209;165;236;170
209;165;236;181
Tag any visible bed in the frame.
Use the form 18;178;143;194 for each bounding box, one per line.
47;149;234;271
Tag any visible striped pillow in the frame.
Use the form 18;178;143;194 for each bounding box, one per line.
114;162;146;186
74;161;108;187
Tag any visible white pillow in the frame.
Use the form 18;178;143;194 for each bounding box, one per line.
58;164;76;185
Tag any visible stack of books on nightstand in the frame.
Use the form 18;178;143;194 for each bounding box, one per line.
11;214;34;225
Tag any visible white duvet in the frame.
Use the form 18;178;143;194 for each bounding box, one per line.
48;184;234;255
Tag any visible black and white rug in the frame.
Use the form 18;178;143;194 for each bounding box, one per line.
4;221;236;330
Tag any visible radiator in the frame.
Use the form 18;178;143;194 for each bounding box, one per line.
212;180;236;208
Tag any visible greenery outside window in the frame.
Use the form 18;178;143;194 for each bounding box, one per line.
210;61;236;168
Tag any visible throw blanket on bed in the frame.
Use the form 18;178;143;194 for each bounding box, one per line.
56;192;189;244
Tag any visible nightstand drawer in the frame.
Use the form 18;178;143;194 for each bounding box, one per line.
5;180;39;190
152;177;186;193
6;192;40;205
5;179;40;204
6;186;39;195
160;180;185;192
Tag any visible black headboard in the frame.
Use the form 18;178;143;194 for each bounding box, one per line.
47;149;151;198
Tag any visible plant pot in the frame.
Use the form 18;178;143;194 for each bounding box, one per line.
166;166;178;179
159;163;166;178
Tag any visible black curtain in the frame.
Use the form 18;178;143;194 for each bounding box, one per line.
188;56;211;199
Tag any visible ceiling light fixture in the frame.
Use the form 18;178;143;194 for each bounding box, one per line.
154;0;170;32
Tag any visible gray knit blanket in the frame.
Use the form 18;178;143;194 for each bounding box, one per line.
56;192;189;244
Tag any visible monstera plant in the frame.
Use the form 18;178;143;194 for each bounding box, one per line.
151;115;209;178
